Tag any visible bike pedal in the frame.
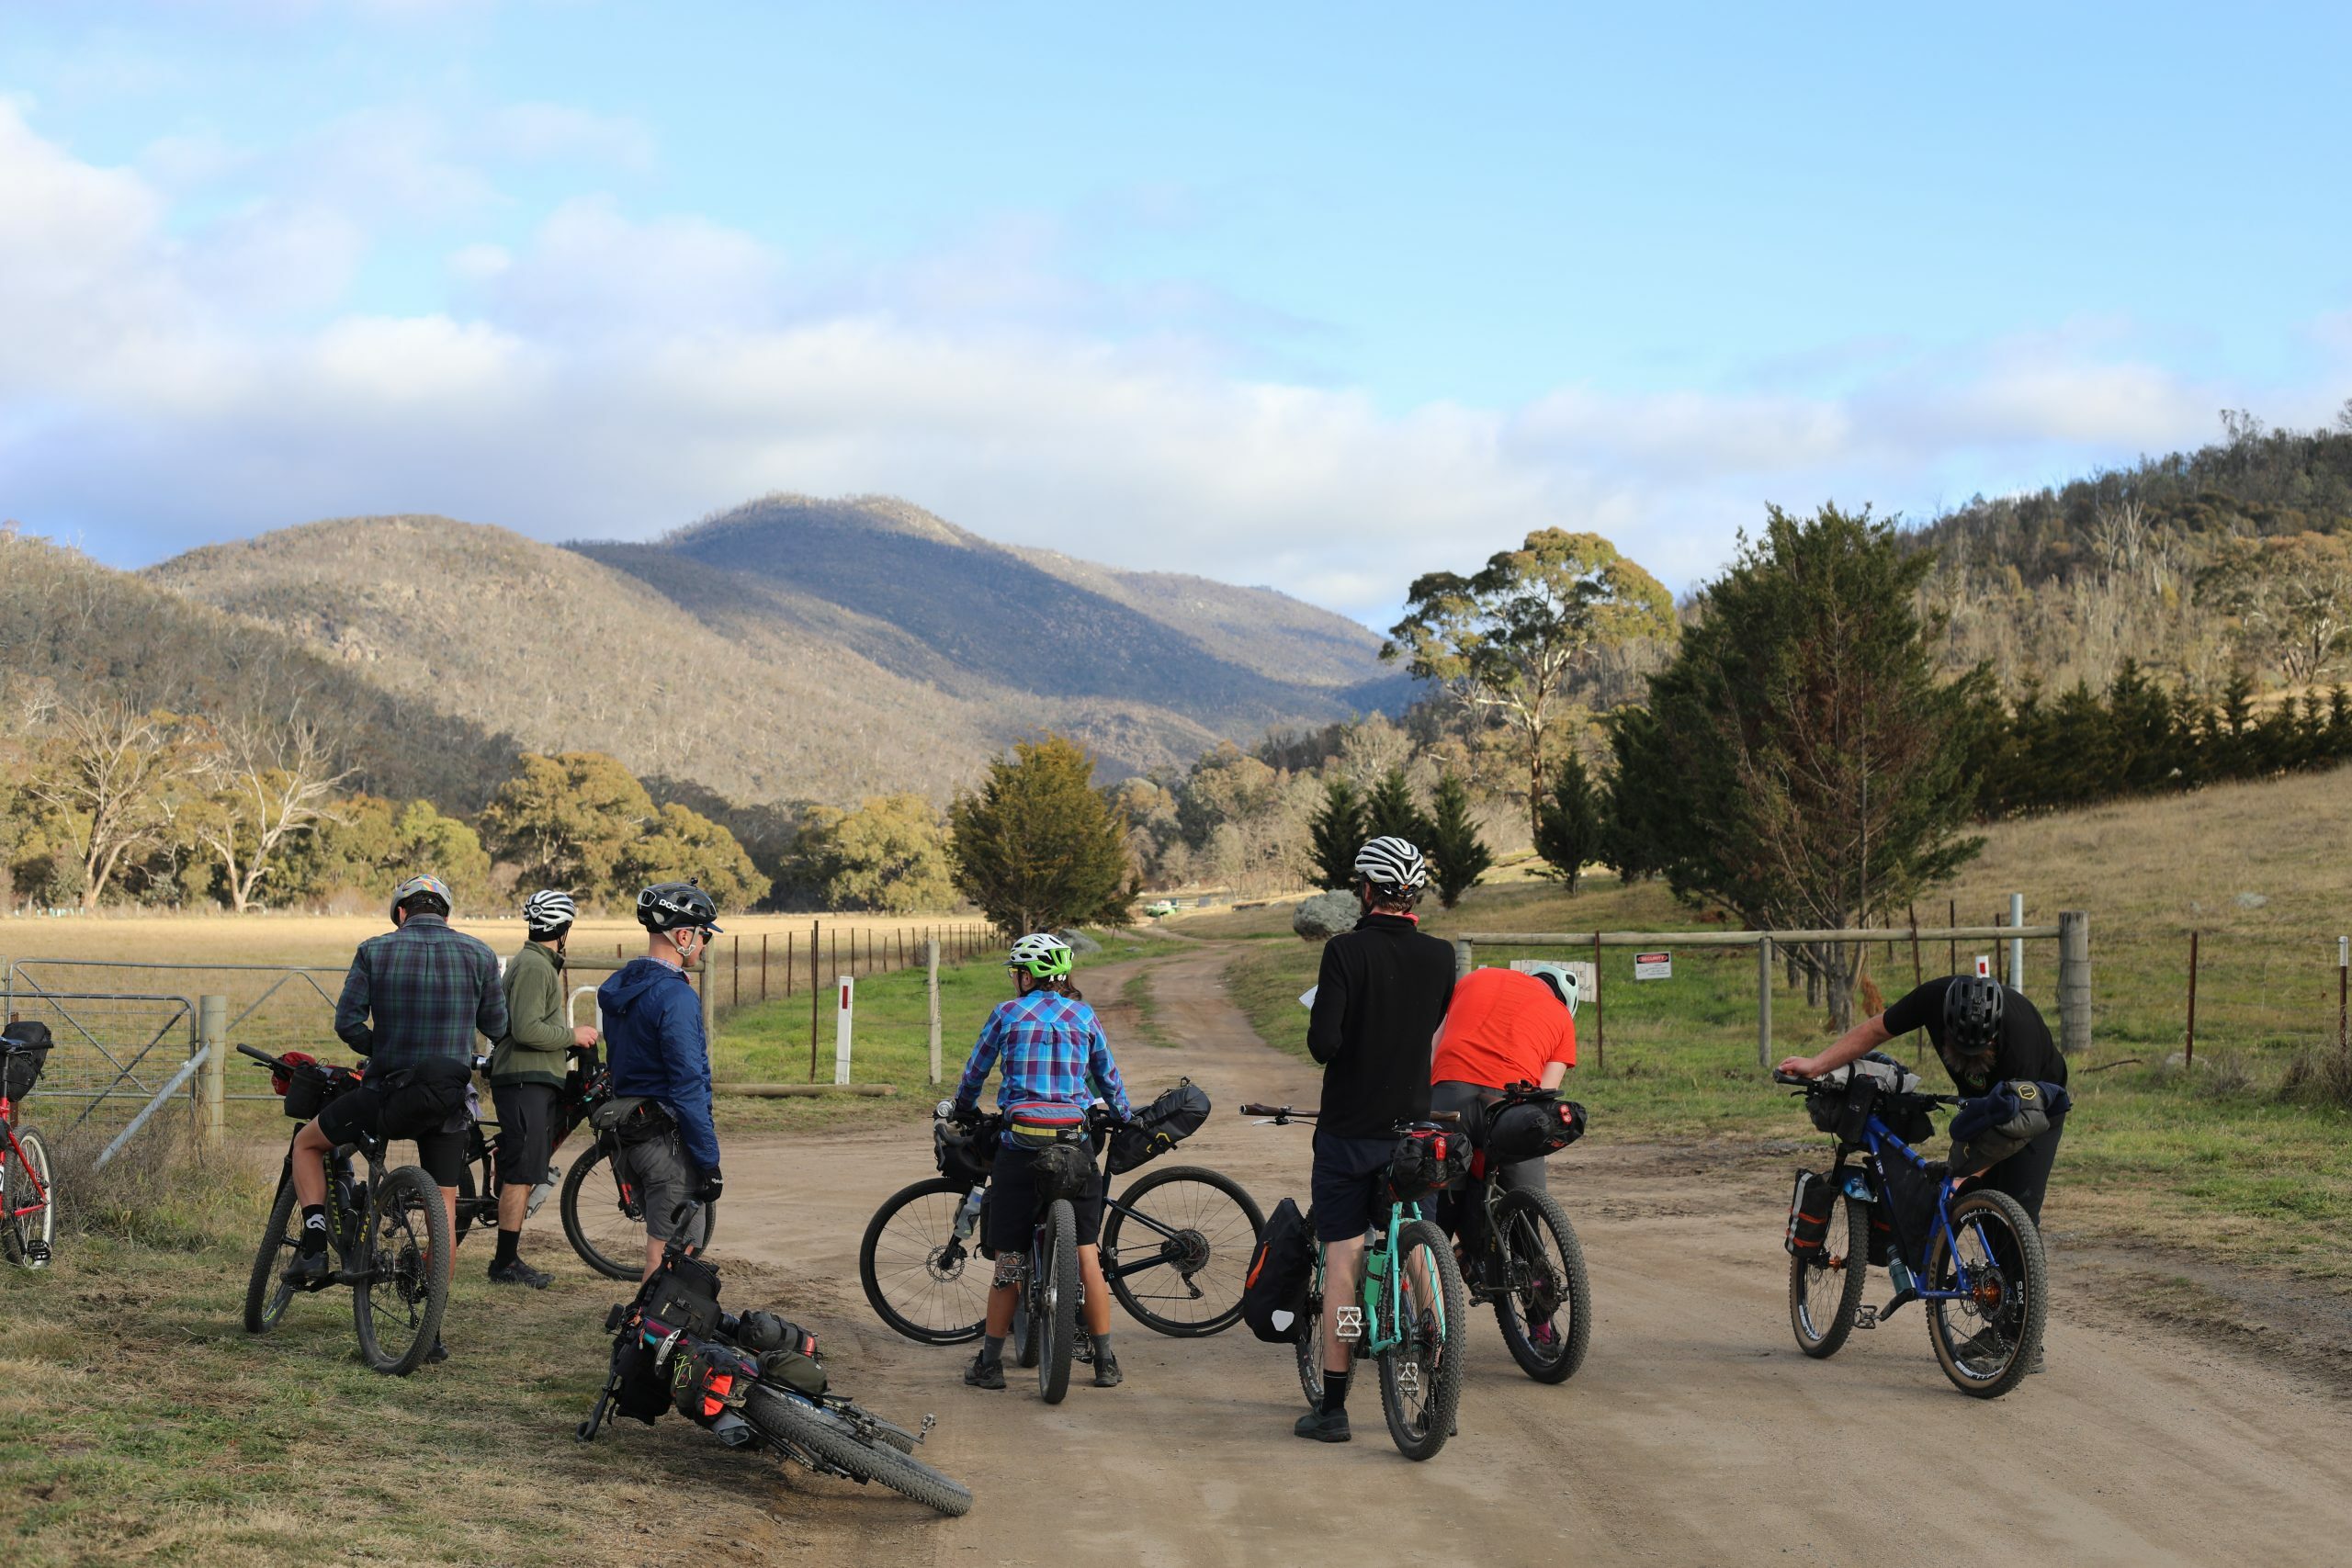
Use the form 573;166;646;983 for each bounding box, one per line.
24;1240;50;1266
1853;1305;1879;1331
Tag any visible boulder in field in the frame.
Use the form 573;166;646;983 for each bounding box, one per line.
1294;891;1359;942
1055;928;1104;954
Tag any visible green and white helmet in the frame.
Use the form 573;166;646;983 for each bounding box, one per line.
1005;932;1075;980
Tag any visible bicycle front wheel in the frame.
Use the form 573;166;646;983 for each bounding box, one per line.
1925;1190;2047;1399
1788;1187;1869;1359
1295;1267;1327;1411
4;1127;54;1267
1378;1215;1466;1461
743;1387;974;1517
1101;1164;1264;1337
243;1166;300;1330
353;1165;450;1376
1037;1199;1080;1404
560;1139;718;1280
1490;1188;1591;1382
858;1177;988;1345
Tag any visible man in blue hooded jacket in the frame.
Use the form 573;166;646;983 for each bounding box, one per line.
598;881;723;1278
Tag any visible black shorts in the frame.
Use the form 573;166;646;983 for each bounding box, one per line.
1311;1129;1419;1245
491;1082;560;1187
984;1141;1106;1257
315;1084;467;1188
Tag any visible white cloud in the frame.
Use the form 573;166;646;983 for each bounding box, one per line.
2;100;2335;622
485;102;655;172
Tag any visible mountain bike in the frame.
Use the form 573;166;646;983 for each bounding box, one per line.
581;1201;973;1517
1776;1065;2048;1398
859;1103;1263;1347
238;1044;453;1375
558;1089;722;1280
1;1032;55;1269
1446;1089;1592;1383
1241;1102;1467;1461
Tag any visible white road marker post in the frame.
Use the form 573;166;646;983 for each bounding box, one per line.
834;976;855;1087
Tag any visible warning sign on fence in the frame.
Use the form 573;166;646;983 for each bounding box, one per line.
1634;952;1671;981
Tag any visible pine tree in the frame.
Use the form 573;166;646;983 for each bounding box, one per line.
1306;776;1367;889
1362;766;1430;847
1423;772;1491;908
1533;752;1601;894
948;735;1134;932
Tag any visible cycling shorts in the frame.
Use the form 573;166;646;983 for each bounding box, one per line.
490;1081;560;1187
984;1141;1106;1257
314;1083;467;1187
1310;1129;1422;1245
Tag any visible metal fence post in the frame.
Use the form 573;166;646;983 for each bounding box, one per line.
2185;931;2200;1068
2009;893;2026;992
2337;935;2348;1055
198;994;227;1150
2057;912;2089;1059
927;940;944;1085
1756;934;1774;1070
808;920;821;1081
1454;939;1474;980
698;956;716;1047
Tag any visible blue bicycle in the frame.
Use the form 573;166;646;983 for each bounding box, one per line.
1776;1063;2048;1399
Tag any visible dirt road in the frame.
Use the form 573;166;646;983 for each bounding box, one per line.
714;941;2352;1568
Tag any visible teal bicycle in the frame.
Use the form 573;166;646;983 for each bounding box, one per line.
1242;1102;1467;1461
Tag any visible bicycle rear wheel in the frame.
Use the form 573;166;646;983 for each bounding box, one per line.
559;1138;718;1280
1788;1188;1870;1359
743;1387;974;1517
352;1165;450;1375
243;1166;300;1330
1490;1189;1591;1382
1925;1190;2047;1399
1100;1164;1264;1337
1294;1266;1327;1411
1037;1199;1080;1404
858;1177;988;1344
4;1127;54;1267
1378;1216;1466;1461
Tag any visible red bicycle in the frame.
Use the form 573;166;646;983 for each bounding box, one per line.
2;1023;56;1269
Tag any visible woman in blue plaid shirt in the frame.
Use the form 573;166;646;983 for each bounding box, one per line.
951;932;1132;1392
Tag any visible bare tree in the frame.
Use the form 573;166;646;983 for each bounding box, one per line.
191;714;353;913
28;700;194;912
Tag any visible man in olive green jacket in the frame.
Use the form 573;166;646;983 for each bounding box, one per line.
488;890;598;1287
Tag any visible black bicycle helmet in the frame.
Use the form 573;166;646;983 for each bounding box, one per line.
1942;974;2004;1055
636;880;721;935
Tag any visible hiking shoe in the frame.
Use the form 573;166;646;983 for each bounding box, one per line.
1092;1349;1123;1389
963;1353;1006;1390
488;1258;553;1290
2028;1345;2047;1376
1293;1407;1351;1442
424;1338;449;1366
283;1247;333;1289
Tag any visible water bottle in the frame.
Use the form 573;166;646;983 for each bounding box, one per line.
526;1176;555;1218
952;1185;985;1241
1886;1257;1916;1297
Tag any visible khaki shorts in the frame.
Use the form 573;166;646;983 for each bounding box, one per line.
616;1130;707;1245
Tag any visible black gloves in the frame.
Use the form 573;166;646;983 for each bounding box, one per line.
693;1168;724;1204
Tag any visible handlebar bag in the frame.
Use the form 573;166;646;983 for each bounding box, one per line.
1479;1096;1589;1164
1107;1077;1212;1174
1241;1196;1315;1344
378;1057;472;1138
1784;1168;1835;1260
934;1118;999;1186
1030;1138;1099;1203
1385;1125;1470;1203
640;1249;725;1340
1;1021;53;1101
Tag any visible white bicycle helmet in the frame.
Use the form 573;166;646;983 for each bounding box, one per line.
1527;962;1579;1015
1005;932;1075;980
1352;836;1430;894
523;888;577;936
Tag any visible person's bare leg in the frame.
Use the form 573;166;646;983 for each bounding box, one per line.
1321;1235;1364;1376
290;1121;331;1206
642;1235;665;1280
1078;1245;1113;1336
496;1181;528;1235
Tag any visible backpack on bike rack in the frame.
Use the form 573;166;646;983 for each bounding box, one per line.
1477;1094;1589;1166
1784;1168;1836;1260
1241;1196;1315;1344
1385;1125;1470;1204
1;1021;52;1101
1106;1077;1212;1174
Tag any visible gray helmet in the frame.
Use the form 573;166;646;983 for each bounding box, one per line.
389;874;452;922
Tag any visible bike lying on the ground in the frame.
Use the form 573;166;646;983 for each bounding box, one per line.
1777;1062;2048;1398
580;1200;972;1517
1442;1084;1593;1384
1;1026;55;1269
1243;1101;1468;1461
859;1102;1263;1348
239;1044;452;1375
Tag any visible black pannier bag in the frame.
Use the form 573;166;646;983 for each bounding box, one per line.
1872;1155;1947;1269
1031;1139;1098;1203
1783;1168;1835;1260
1385;1125;1471;1204
934;1118;998;1186
1479;1097;1589;1164
606;1327;674;1426
1107;1077;1213;1174
590;1094;678;1146
1241;1196;1315;1343
1;1021;53;1101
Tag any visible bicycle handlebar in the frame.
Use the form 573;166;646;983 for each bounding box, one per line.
1771;1069;1812;1086
237;1043;283;1068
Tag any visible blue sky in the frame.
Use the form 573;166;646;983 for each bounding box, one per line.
4;0;2348;621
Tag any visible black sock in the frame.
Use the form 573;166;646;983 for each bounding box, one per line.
981;1335;1005;1366
493;1228;520;1268
300;1205;329;1253
1321;1366;1351;1416
1090;1333;1114;1360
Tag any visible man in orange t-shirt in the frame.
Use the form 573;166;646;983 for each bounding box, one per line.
1430;964;1576;1198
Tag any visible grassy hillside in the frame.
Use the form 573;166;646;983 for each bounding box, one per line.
1212;764;2352;1276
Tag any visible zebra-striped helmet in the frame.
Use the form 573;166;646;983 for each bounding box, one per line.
1352;836;1430;896
523;889;577;936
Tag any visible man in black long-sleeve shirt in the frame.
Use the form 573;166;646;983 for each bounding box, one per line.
1295;836;1457;1443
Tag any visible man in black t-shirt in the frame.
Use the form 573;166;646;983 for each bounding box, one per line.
1294;835;1457;1444
1779;973;2067;1224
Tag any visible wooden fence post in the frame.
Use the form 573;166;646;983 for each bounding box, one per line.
2185;930;2199;1068
761;933;769;1001
2057;910;2090;1058
1947;899;1957;977
1453;939;1473;980
732;934;741;1009
1906;904;1922;987
197;994;227;1151
1590;931;1604;1074
1756;935;1773;1070
928;938;943;1085
808;919;821;1080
